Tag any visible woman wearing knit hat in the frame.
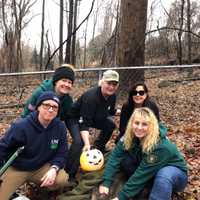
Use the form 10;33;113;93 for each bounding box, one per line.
21;64;75;125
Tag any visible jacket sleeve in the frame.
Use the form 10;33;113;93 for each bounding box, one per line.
108;95;117;116
145;100;160;121
0;123;26;164
49;123;68;169
79;95;97;131
21;86;43;118
102;141;126;188
119;105;130;138
118;147;172;200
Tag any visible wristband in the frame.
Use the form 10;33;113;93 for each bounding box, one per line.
51;165;59;172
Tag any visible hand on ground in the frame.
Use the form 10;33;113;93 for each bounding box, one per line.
99;185;109;195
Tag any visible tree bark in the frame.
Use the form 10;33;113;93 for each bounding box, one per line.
117;0;148;88
65;0;74;63
71;0;78;66
187;0;191;64
39;0;45;71
59;0;64;65
177;0;185;65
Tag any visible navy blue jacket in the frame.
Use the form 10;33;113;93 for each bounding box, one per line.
0;112;68;171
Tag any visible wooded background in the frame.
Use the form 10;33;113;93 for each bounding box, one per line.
0;0;200;77
1;1;200;198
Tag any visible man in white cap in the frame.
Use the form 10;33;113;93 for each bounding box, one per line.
66;70;119;180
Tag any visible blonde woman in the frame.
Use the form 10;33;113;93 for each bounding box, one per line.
99;107;188;200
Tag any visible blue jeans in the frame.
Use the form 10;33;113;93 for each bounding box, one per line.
149;166;188;200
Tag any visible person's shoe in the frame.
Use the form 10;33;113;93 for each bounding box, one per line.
10;194;31;200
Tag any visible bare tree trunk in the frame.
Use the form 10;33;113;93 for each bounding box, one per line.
71;0;78;66
65;0;73;63
187;0;191;64
91;1;99;41
83;19;89;68
101;1;120;66
39;0;45;71
59;0;64;65
12;0;23;72
177;0;185;65
117;0;148;89
1;0;14;72
45;30;53;70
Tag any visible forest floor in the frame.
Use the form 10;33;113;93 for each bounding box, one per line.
0;68;200;199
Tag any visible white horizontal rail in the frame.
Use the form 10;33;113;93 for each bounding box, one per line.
0;64;200;77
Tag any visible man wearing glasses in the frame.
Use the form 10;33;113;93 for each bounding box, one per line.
0;91;69;200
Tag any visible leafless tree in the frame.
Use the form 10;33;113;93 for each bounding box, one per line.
116;0;148;88
59;0;64;64
65;0;73;63
186;0;191;64
71;0;78;66
176;0;185;64
83;18;89;68
39;0;45;71
0;0;37;72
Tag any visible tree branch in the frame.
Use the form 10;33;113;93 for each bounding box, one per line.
45;0;95;69
145;26;200;39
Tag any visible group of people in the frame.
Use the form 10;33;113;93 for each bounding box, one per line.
0;64;188;200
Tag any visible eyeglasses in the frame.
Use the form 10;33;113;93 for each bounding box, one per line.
132;90;145;96
41;103;59;112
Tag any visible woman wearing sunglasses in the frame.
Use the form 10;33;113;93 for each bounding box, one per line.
117;82;160;141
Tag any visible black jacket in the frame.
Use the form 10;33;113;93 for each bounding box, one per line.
119;99;160;138
69;86;116;131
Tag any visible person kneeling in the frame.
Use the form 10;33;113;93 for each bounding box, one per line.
99;107;188;200
0;91;69;200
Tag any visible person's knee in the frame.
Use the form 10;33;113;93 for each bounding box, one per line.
54;169;69;188
155;166;177;183
104;118;116;132
154;170;173;185
149;176;172;200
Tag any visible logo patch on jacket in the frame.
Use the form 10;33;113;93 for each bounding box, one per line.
50;139;59;150
146;154;157;164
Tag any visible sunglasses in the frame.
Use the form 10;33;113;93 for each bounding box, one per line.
41;103;59;112
132;90;145;96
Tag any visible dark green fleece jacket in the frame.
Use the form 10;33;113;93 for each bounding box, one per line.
21;79;73;122
102;126;187;200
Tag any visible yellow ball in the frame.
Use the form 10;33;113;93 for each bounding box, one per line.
80;149;104;171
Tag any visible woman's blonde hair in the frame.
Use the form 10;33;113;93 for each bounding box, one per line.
124;107;160;153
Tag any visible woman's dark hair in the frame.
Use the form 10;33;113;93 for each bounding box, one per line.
127;82;149;107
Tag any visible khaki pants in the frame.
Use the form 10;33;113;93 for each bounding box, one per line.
0;163;69;200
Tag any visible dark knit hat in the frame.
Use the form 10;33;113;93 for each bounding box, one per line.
36;91;60;110
52;65;75;85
